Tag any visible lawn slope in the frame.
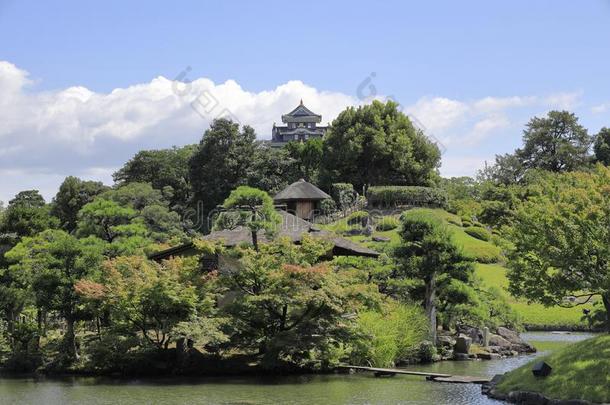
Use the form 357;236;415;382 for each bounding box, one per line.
323;208;592;329
496;334;610;403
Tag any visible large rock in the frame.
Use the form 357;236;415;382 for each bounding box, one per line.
453;335;472;354
489;334;512;348
438;335;456;348
457;325;484;344
496;327;536;354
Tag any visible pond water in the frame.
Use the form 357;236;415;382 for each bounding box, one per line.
0;332;596;405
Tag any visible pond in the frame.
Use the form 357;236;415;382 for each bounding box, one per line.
0;332;596;405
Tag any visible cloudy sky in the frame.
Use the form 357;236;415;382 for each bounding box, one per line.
1;0;609;203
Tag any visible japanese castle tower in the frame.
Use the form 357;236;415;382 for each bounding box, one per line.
271;100;328;145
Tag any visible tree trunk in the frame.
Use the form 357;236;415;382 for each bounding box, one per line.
65;316;79;360
251;229;259;251
602;292;610;333
424;273;437;344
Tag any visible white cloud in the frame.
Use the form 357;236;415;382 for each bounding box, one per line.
0;60;586;203
404;97;469;132
543;91;582;110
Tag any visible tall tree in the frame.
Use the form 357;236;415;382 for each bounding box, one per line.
285;138;324;184
52;176;109;232
188;119;257;230
0;190;58;239
594;127;610;166
321;100;441;190
5;230;106;360
393;210;474;343
517;110;591;172
113;145;196;214
247;145;299;194
507;165;610;330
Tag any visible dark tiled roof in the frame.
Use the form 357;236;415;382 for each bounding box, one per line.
274;179;331;202
282;102;321;121
149;211;379;260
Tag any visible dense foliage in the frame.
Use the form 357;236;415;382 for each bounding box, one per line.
321;100;441;189
1;102;608;376
367;185;448;209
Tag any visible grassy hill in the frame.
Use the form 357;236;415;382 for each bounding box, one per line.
495;334;610;403
322;208;592;330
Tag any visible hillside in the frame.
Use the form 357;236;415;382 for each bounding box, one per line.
322;208;592;330
495;334;610;403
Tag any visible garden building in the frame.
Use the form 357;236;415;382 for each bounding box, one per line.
273;179;330;220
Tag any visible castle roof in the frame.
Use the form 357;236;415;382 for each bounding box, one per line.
281;100;322;123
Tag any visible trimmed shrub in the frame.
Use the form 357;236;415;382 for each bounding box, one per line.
376;216;399;231
347;210;369;226
320;198;337;216
367;186;448;208
331;183;356;209
464;226;491;241
447;217;462;226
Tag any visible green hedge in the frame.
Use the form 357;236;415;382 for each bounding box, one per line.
464;226;491;241
347;210;369;226
367;186;448;208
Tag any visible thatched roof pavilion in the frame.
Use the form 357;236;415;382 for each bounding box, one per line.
273;179;330;220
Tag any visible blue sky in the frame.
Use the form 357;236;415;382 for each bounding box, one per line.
1;0;609;202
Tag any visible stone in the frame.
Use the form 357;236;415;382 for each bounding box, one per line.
372;236;391;242
437;335;456;348
483;326;490;347
453;335;472;354
496;326;536;354
457;325;484;344
453;353;470;361
489;334;512;348
477;352;501;360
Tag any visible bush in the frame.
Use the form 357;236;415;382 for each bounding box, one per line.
320;198;337;216
376;217;399;231
367;186;448;208
417;341;437;363
347;210;369;226
447;217;462;226
331;183;356;209
350;302;429;367
464;226;491;241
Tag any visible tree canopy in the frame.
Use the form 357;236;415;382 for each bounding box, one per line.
188;119;257;229
594;127;610;166
321;100;441;190
507;165;610;330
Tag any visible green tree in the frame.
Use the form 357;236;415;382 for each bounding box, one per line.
285;138;324;183
594;127;610;166
222;236;378;368
393;210;474;343
321;100;441;190
100;256;216;350
188;119;257;229
5;230;106;360
52;176;109;232
517;110;591;173
76;199;136;243
113;145;196;214
0;190;58;240
507;165;610;330
215;186;280;251
247;145;299;194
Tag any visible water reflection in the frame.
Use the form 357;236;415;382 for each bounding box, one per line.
0;332;596;405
